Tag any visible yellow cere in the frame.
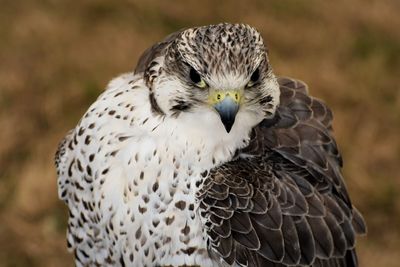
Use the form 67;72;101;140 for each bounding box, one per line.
209;90;243;105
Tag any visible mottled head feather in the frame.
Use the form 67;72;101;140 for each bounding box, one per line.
168;23;267;78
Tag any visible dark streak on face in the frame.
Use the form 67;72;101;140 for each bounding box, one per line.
149;92;165;115
170;98;193;115
259;95;273;105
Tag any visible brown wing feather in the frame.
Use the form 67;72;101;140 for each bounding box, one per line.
198;77;366;267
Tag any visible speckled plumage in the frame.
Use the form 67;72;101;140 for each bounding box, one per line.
56;23;366;267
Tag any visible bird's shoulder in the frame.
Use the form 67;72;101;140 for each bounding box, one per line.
55;72;159;258
55;73;150;200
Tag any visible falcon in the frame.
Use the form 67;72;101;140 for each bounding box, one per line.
55;23;366;267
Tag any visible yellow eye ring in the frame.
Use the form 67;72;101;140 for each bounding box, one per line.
196;79;207;89
246;80;256;88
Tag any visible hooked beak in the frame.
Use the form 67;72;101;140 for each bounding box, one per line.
211;90;241;133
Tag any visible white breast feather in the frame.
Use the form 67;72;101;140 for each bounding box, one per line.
56;73;253;266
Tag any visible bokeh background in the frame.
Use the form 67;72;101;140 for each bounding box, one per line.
0;0;399;266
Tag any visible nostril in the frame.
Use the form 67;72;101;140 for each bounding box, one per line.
217;94;221;100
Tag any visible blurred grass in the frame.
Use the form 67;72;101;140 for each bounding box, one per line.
0;0;399;266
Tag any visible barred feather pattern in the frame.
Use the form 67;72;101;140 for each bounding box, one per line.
197;77;366;267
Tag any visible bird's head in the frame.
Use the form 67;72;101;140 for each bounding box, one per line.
148;23;280;135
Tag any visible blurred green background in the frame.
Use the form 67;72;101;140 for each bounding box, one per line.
0;0;399;266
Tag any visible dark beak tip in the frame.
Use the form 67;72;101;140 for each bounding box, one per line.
224;125;232;133
222;118;235;133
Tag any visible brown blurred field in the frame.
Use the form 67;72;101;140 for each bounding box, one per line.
0;0;399;266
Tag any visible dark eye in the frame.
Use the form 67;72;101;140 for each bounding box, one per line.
246;68;260;88
189;68;201;83
189;67;207;88
250;68;260;83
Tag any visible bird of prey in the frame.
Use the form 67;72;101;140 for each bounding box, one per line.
55;23;366;267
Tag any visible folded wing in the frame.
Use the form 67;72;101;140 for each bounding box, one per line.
198;77;366;267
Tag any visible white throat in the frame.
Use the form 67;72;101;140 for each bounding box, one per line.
150;106;262;169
